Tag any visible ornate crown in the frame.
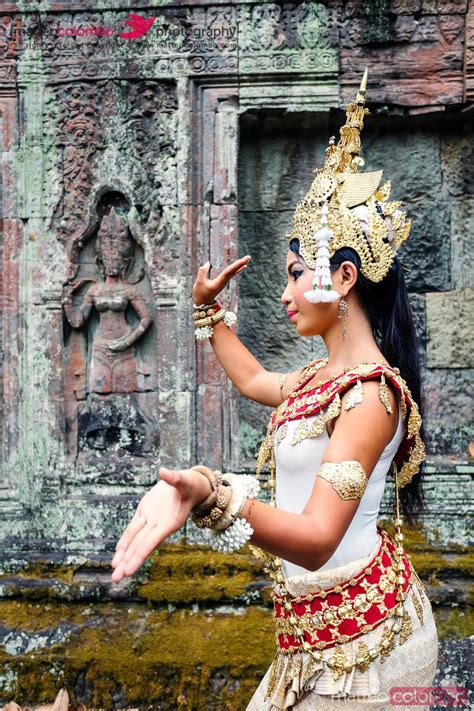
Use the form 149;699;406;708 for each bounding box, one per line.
285;70;411;303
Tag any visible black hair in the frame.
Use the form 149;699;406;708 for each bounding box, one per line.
289;239;426;524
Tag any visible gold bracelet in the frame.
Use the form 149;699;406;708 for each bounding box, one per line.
194;308;227;328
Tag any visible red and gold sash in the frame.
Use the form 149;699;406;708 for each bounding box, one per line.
274;528;412;654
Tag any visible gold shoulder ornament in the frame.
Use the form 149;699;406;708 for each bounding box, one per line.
317;460;369;500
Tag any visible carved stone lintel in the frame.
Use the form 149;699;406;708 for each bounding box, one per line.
464;1;474;102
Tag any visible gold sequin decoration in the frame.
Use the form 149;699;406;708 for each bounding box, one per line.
399;610;413;645
355;641;372;673
286;653;303;682
344;379;364;410
292;397;341;445
317;461;368;500
330;645;349;681
274;421;289;446
400;392;407;421
292;417;313;446
379;373;393;414
301;658;321;686
266;654;283;699
412;589;424;625
379;627;396;663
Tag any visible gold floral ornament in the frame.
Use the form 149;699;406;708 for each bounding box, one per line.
285;69;411;290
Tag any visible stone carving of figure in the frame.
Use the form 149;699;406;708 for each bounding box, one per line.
63;208;153;453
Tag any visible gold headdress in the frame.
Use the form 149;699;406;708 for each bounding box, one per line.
286;70;411;303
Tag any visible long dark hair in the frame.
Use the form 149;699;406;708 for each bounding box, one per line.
290;239;426;524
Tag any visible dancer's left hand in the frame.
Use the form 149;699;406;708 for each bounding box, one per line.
110;467;211;583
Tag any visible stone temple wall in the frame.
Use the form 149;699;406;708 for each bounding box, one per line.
0;0;472;707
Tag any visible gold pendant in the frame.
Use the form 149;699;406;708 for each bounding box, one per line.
412;589;424;625
344;379;364;410
330;645;348;681
274;420;289;446
292;418;312;445
355;641;372;674
379;627;396;663
399;610;413;645
379;373;393;414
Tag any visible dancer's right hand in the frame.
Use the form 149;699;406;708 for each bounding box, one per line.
192;255;251;305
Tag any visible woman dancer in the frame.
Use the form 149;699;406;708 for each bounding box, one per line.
111;73;438;710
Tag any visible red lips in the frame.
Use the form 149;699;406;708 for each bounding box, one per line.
287;310;298;320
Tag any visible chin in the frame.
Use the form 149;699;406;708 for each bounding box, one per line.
296;322;321;338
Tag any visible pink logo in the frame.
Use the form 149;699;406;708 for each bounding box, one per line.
390;687;470;706
119;14;156;40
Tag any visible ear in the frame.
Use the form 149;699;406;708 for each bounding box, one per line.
333;261;358;295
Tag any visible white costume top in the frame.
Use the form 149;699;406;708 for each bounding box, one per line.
275;397;406;578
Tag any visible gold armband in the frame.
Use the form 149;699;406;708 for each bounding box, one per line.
317;461;368;500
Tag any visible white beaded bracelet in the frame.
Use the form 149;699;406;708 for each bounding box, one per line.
207;474;260;553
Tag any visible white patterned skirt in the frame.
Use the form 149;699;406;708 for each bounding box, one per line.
247;538;439;711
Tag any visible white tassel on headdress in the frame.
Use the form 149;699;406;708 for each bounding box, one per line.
304;202;341;303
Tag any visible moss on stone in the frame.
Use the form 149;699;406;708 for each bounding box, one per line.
1;538;472;706
1;605;274;708
137;543;266;604
435;607;474;641
0;600;88;630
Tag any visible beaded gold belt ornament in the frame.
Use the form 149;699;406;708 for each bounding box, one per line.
252;464;417;698
273;529;412;657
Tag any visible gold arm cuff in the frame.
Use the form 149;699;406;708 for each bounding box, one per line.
317;460;368;500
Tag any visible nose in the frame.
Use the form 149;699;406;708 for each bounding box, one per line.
281;282;291;305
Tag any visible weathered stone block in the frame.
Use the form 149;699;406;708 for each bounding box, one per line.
450;198;474;289
423;368;474;456
441;130;474;197
362;124;442;201
426;288;473;367
398;199;451;292
238;111;329;212
238;210;294;298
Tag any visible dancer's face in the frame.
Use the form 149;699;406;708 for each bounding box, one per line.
280;250;340;337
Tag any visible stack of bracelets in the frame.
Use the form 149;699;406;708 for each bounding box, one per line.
193;301;237;340
190;465;260;553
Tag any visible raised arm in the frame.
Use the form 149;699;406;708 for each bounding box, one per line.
193;258;302;406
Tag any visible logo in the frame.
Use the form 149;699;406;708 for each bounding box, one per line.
390;687;470;707
118;14;156;40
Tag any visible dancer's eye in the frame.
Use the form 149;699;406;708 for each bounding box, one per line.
291;269;303;281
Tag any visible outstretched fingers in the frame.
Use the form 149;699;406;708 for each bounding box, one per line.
112;510;147;567
111;522;162;582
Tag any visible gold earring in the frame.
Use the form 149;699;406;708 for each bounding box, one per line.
337;297;349;341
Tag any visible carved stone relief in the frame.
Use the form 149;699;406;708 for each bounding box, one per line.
46;79;177;242
62;198;158;462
